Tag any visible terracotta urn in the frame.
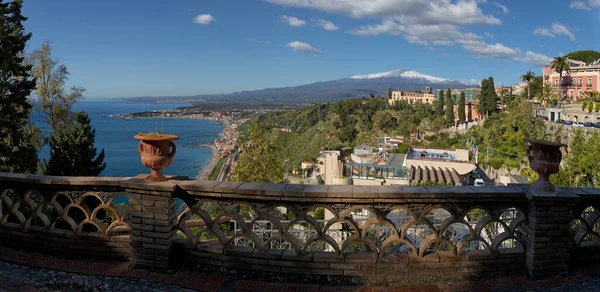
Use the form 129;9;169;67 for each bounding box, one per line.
523;138;567;194
134;134;180;181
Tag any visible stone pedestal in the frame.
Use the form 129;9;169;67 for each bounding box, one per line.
123;175;183;269
525;191;578;278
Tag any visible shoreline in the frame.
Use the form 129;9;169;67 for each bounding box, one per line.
196;144;219;180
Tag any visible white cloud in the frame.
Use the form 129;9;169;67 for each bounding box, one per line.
458;39;519;58
193;14;215;24
533;27;554;37
280;15;306;27
266;0;500;25
551;22;576;41
313;19;339;31
286;41;322;55
533;22;576;41
484;32;494;38
248;38;271;44
570;0;600;10
349;20;405;36
491;1;509;14
513;51;553;67
570;1;591;10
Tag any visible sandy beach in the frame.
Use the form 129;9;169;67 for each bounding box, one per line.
196;144;219;180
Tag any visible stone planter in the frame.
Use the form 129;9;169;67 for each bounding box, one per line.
524;138;567;194
134;134;179;181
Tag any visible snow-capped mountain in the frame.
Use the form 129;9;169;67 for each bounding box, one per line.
350;69;451;83
128;68;475;105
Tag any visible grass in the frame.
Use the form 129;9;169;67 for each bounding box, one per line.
209;157;227;181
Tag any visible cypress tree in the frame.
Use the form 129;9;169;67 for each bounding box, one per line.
45;111;106;176
445;89;455;125
458;91;466;123
485;76;498;115
0;0;38;173
436;90;444;117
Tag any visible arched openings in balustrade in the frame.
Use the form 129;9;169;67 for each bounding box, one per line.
571;205;600;247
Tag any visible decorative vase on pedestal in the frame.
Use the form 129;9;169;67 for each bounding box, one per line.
524;138;567;194
134;134;179;181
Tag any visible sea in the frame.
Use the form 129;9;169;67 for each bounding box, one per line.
37;100;225;179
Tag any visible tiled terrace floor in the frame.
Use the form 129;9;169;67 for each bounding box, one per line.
1;247;600;292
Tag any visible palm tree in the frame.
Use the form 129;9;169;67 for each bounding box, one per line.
521;70;536;100
582;91;600;113
550;57;571;100
537;83;558;107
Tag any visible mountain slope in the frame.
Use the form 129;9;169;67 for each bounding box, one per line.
127;69;476;105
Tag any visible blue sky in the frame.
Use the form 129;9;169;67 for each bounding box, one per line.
22;0;600;98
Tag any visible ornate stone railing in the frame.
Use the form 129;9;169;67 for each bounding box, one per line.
0;173;131;260
1;172;600;279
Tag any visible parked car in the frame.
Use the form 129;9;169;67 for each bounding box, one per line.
555;119;565;124
473;178;485;186
573;122;584;127
584;122;593;127
594;122;600;128
564;120;573;125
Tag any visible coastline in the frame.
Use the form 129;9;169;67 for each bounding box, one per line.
197;144;219;180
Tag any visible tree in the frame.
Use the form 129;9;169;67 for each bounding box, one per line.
521;70;536;100
445;89;454;125
551;56;571;100
582;91;600;113
537;83;558;107
436;90;444;117
458;92;466;123
565;50;600;64
528;76;544;100
388;88;392;99
45;111;106;176
478;77;498;116
485;77;497;114
231;120;284;183
29;42;85;131
0;0;38;173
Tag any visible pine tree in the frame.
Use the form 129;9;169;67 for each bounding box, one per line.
445;89;455;125
0;0;38;173
458;91;466;123
45;111;106;176
436;90;444;117
231;120;284;183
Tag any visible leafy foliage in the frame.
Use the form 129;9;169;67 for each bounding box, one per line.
565;50;600;64
231;120;285;183
552;129;600;187
29;42;85;131
436;90;444;117
256;97;436;173
445;89;455;125
468;100;547;170
521;70;535;100
45;111;106;176
457;92;466;123
0;0;38;173
478;77;498;116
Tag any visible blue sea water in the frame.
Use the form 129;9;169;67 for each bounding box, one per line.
37;101;225;179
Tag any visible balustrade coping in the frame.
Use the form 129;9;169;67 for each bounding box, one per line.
0;172;597;203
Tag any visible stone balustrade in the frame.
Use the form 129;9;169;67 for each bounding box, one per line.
1;172;600;279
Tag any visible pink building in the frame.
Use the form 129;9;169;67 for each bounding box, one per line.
542;59;600;100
